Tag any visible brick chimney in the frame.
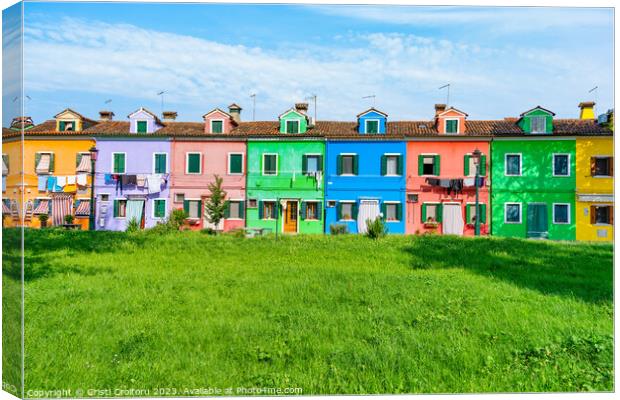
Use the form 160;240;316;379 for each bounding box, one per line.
162;111;177;122
99;111;114;121
434;103;447;117
578;101;595;120
295;102;309;115
228;103;242;124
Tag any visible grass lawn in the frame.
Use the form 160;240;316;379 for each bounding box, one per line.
2;229;614;395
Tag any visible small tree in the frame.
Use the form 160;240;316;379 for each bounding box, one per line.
204;174;228;233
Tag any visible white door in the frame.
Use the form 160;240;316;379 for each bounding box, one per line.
442;203;464;236
357;200;380;233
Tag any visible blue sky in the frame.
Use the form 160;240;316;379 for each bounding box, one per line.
3;2;614;126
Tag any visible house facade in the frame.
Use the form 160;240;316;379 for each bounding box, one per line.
324;109;407;234
575;105;614;241
86;108;171;231
241;103;325;234
2;111;96;229
168;105;246;231
404;105;491;236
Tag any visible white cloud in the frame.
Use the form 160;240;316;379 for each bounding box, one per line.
22;15;612;123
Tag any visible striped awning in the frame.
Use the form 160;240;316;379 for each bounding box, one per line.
2;157;8;176
75;200;90;216
2;201;10;214
36;154;51;174
51;193;73;225
33;200;50;215
76;154;91;173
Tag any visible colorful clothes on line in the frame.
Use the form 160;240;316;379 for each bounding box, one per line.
76;174;88;186
104;174;115;184
38;176;48;191
146;174;162;194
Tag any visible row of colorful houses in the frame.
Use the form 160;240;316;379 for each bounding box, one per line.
2;101;613;241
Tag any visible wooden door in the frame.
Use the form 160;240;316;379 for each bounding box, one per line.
527;203;548;239
283;201;298;233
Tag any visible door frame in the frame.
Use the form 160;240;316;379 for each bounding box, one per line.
442;201;464;236
526;202;549;239
281;198;300;234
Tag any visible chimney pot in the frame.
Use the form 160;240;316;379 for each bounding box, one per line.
228;103;242;124
434;103;447;116
99;111;114;121
578;101;596;120
295;102;309;114
10;116;34;129
162;111;177;122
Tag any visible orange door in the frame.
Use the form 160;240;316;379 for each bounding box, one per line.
283;201;298;233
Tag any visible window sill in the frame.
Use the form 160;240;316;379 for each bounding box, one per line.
593;223;613;226
228;173;243;176
185;172;202;175
592;176;612;178
386;220;400;223
339;174;356;177
226;218;244;221
504;221;522;224
339;219;355;222
552;175;570;177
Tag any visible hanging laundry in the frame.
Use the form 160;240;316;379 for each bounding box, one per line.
121;175;137;186
104;174;115;184
476;177;485;187
76;174;88;186
146;174;162;194
447;179;464;195
56;176;67;187
439;179;451;188
67;175;76;185
116;176;123;195
425;178;441;186
38;176;48;191
463;177;476;187
46;176;57;192
136;174;147;187
63;183;77;193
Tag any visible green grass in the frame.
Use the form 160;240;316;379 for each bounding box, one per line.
2;229;613;395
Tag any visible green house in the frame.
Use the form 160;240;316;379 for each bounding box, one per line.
491;107;576;240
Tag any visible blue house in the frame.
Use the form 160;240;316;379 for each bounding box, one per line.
323;109;406;234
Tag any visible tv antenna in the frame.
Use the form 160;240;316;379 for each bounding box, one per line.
588;86;598;105
250;93;256;121
362;95;376;107
157;91;166;114
305;94;317;122
439;83;450;105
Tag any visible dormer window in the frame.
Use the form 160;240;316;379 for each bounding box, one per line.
286;120;300;134
59;121;75;131
365;120;379;134
530;116;547;133
211;120;224;134
445;119;459;134
137;121;147;134
518;106;555;134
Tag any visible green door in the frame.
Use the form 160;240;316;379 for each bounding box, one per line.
527;203;548;239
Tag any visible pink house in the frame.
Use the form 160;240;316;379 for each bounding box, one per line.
404;104;491;236
166;104;246;231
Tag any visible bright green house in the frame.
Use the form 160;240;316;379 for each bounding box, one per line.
491;106;576;240
241;104;325;234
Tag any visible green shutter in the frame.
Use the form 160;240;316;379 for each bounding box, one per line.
2;154;8;174
188;154;201;173
480;204;487;224
480;155;487;176
464;155;470;176
302;155;308;175
337;155;342;175
118;154;124;173
436;204;443;222
197;200;202;218
183;200;189;214
336;202;342;220
158;200;166;218
155;154;167;173
396;203;402;221
353;155;359;175
397;155;403;175
380;202;386;218
316;202;322;220
258;201;263;219
466;205;471;223
224;201;230;218
271;202;277;219
49;153;55;172
380;155;387;176
352;202;358;219
317;155;323;172
76;153;82;167
434;155;440;176
421;203;427;222
114;200;119;217
418;155;424;176
300;201;307;220
137;121;147;133
230;154;242;174
35;153;41;171
239;201;245;219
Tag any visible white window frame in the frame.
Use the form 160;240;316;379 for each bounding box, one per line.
152;198;168;220
184;198;202;220
174;193;185;203
365;119;381;134
136;120;149;133
339;153;357;176
285;119;300;134
262;199;277;220
226;198;245;220
185;152;202;175
591;204;612;226
504;202;522;224
262;153;278;176
505;153;522;176
227;152;244;175
530;115;547;134
420;153;438;177
384;153;401;176
304;153;322;174
552;203;570;225
592;155;613;178
383;201;401;222
111;152;127;175
99;193;111;202
114;198;128;219
552;153;570;177
152;152;168;174
210;119;225;134
339;200;356;221
34;151;54;175
444;118;460;134
304;200;321;221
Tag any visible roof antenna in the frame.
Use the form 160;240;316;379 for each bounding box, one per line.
250;93;256;121
439;83;450;106
104;99;112;106
157;91;166;115
362;95;376;107
588;86;598;105
305;94;317;123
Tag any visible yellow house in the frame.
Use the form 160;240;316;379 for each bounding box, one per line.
575;104;614;241
2;110;96;229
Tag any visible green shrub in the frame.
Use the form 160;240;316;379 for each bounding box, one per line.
126;218;140;233
200;227;216;235
224;228;246;238
365;217;387;240
330;224;348;235
64;214;74;225
169;209;188;230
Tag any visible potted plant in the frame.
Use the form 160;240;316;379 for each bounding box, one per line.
423;217;439;229
64;214;75;225
38;214;49;228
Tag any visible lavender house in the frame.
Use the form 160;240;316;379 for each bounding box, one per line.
84;108;172;230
